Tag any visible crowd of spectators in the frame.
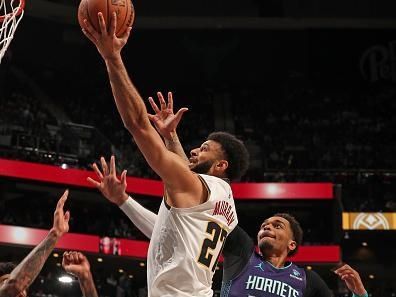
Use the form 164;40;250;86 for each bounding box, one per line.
1;63;396;212
232;72;396;174
3;65;396;176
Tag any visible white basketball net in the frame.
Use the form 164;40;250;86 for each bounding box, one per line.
0;0;24;63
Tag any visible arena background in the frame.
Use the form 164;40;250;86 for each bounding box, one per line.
1;0;396;296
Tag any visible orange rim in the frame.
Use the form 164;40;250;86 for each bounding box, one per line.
0;0;25;22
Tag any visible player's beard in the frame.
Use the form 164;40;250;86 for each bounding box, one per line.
191;160;215;175
258;239;275;255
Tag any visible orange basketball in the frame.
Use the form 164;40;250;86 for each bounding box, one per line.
78;0;134;37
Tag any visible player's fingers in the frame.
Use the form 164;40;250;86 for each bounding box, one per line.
119;26;132;41
92;164;104;180
335;264;353;272
157;92;166;110
67;252;73;261
78;252;84;262
63;252;72;265
122;26;131;37
56;189;69;210
62;251;69;263
82;27;98;44
98;12;107;34
334;265;349;274
121;170;127;186
82;19;100;40
109;12;117;36
71;251;79;263
338;272;355;282
335;267;354;275
147;113;157;122
148;97;161;114
168;92;173;110
339;269;355;275
87;177;101;188
174;108;188;123
100;157;109;175
64;211;70;223
110;155;116;176
92;163;104;180
62;254;68;266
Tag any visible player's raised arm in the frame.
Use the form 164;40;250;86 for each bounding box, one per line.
0;191;70;297
62;251;98;297
87;156;157;238
82;13;205;208
148;91;189;163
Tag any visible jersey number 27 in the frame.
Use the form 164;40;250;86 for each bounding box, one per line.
197;221;228;272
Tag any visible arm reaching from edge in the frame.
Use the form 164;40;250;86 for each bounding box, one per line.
62;251;98;297
82;13;204;208
88;156;157;239
0;190;70;297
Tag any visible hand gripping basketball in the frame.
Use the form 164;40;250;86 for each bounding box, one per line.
81;11;131;61
78;0;134;37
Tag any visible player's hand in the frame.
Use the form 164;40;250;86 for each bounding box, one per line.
62;251;91;280
334;264;366;296
148;91;188;140
51;190;70;238
81;12;131;61
87;156;128;206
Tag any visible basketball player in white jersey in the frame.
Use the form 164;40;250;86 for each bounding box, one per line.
82;13;249;297
90;94;367;297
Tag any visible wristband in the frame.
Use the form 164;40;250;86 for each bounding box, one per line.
352;291;368;297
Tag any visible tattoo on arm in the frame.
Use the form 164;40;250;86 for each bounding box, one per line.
0;231;59;297
165;132;189;163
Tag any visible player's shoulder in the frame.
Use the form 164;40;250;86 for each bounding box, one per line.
304;268;332;296
198;174;232;192
304;267;327;285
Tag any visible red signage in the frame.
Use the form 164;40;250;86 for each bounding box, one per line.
0;159;333;200
0;225;99;253
0;225;340;263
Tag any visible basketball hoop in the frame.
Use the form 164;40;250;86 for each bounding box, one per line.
0;0;25;63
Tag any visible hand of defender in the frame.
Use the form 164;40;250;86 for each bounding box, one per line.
81;12;131;61
148;91;188;140
87;156;128;206
62;251;91;280
51;190;70;238
334;264;366;296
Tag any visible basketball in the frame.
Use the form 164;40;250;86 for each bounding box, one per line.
78;0;134;37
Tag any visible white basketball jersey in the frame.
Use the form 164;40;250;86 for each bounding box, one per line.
147;174;238;297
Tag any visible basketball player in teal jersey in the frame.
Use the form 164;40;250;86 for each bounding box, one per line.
88;93;367;297
82;13;249;297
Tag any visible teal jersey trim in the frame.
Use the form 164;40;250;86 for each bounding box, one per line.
352;291;368;297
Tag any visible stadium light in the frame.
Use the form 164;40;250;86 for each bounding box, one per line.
58;275;73;283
